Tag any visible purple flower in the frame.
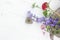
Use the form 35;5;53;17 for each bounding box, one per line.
50;23;56;27
36;17;45;23
45;17;59;27
45;20;51;25
27;11;33;18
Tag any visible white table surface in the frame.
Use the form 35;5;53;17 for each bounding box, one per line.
0;0;60;40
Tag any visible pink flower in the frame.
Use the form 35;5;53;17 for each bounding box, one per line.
41;24;46;30
40;24;46;35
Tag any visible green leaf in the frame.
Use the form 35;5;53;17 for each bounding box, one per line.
36;5;39;8
55;30;60;34
43;10;47;17
53;29;60;34
46;26;50;32
50;28;60;34
52;29;56;34
57;21;60;25
32;3;36;8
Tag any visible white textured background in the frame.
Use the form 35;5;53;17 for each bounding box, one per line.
0;0;60;40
